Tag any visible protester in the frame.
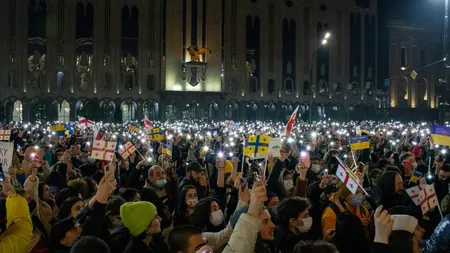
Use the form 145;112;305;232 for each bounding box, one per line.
0;119;449;253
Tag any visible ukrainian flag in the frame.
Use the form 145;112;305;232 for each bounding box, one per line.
162;142;172;157
349;135;370;151
129;124;139;132
430;125;450;146
51;124;66;136
360;126;370;135
410;169;423;184
148;128;164;141
180;128;190;136
244;135;271;158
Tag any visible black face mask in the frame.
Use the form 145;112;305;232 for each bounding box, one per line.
28;199;37;214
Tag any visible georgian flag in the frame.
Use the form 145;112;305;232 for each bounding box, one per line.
284;106;299;136
336;160;359;194
406;184;439;215
144;115;153;130
119;142;137;160
224;120;234;127
78;116;95;129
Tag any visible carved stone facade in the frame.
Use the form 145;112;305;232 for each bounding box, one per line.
1;0;382;123
388;20;440;109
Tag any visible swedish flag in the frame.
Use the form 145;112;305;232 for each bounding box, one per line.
148;128;164;141
162;142;172;157
244;135;271;158
349;135;370;151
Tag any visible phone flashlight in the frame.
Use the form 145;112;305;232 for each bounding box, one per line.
300;151;307;157
218;152;223;158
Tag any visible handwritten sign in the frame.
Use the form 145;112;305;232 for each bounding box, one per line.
268;138;282;157
0;142;14;174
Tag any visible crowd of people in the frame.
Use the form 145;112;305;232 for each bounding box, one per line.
0;119;449;253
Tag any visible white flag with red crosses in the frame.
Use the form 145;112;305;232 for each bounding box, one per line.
0;130;11;141
406;184;439;215
336;160;359;194
90;140;117;161
119;142;136;160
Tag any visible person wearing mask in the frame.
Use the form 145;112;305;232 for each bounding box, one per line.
144;165;178;212
277;170;294;199
120;201;168;253
275;197;313;253
193;197;226;233
374;171;405;211
174;185;198;226
178;162;206;200
321;183;371;243
0;177;33;253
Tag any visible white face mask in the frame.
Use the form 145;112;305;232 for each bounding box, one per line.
311;164;321;173
186;198;198;208
210;210;224;227
284;180;294;191
295;217;313;233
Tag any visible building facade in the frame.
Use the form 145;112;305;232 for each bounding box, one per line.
0;0;380;123
387;20;440;116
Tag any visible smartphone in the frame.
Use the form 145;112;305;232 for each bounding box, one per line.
0;165;4;182
241;178;248;191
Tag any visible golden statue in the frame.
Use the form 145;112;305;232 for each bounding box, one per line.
187;46;212;62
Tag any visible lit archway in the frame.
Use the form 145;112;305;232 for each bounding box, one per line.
58;100;70;123
121;101;137;122
12;100;23;122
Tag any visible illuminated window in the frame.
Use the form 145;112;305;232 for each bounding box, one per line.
122;103;136;122
12;101;23;122
58;100;70;123
400;47;407;70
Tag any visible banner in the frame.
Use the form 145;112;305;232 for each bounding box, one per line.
0;142;14;173
268;138;282;157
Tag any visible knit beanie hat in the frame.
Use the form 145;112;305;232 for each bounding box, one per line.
120;201;157;236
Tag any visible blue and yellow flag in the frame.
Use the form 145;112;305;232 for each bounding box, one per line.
180;128;190;136
129;124;139;132
147;128;164;141
162;142;172;157
244;135;271;158
50;124;66;136
430;125;450;146
410;169;423;184
349;135;370;151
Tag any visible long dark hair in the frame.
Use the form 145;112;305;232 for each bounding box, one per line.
174;185;197;226
193;197;224;233
375;171;400;210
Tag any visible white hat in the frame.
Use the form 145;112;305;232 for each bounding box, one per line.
391;215;418;234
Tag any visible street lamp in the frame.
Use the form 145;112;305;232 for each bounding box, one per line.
309;32;331;123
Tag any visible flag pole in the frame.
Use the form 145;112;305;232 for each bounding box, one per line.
335;155;369;196
241;136;246;173
436;201;444;219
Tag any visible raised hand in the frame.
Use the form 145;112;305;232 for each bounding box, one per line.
247;178;267;218
373;205;394;244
